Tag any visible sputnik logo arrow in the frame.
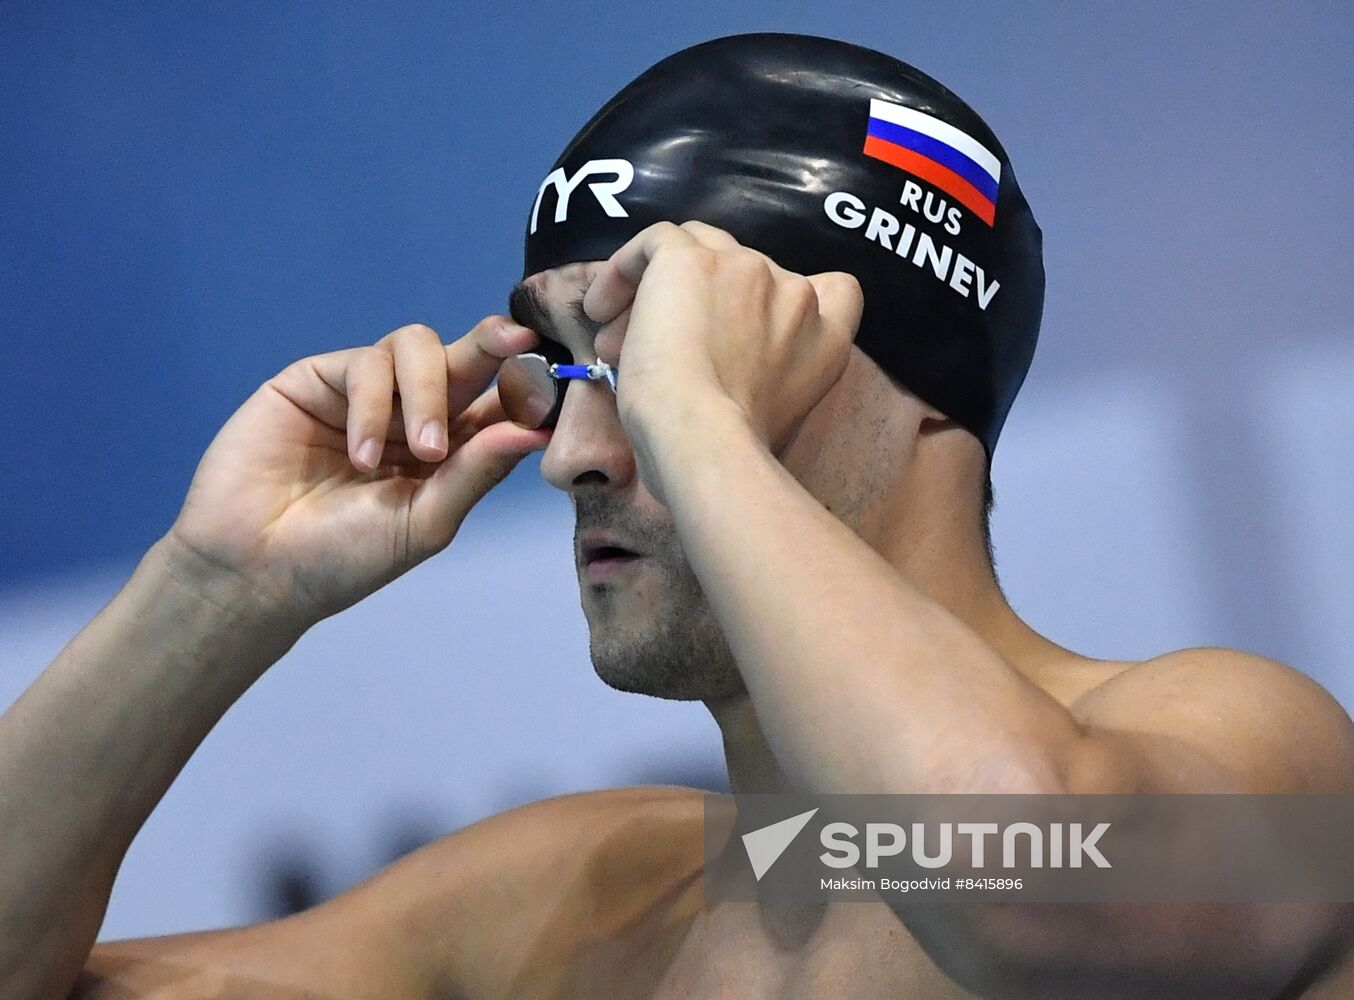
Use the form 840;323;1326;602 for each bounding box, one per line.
741;807;820;881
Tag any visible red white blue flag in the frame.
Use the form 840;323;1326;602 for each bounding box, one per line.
863;98;1002;226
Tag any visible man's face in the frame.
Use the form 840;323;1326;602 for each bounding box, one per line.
509;261;746;702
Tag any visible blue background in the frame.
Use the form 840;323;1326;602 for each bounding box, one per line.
5;2;1350;589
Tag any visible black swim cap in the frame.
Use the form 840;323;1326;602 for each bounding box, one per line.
521;32;1043;457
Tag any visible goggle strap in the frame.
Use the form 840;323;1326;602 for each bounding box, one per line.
549;361;618;389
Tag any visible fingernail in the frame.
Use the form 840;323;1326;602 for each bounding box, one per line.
357;437;382;468
419;420;447;452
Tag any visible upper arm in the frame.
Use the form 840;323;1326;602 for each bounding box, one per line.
946;649;1354;997
77;883;424;999
1070;647;1354;794
75;785;704;1000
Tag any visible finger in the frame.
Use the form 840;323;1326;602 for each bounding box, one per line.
408;421;553;552
273;314;538;473
443;315;539;419
271;344;454;474
360;440;422;467
344;399;498;453
379;323;452;463
377;374;516;452
342;346;395;471
462;382;512;430
806;271;865;349
594;304;630;367
344;399;412;446
271;347;364;430
681;220;798;284
274;349;488;447
448;382;511;450
582;221;701;325
678;219;742;250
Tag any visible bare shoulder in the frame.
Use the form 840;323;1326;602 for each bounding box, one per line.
81;785;709;1000
1070;647;1354;793
373;783;709;998
401;782;709;905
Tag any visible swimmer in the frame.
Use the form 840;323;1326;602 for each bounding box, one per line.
4;32;1354;1000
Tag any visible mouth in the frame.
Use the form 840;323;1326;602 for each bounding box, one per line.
579;538;645;579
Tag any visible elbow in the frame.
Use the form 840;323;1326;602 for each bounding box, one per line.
955;743;1071;797
893;900;1338;1000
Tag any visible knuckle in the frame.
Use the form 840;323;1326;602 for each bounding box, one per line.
274;356;308;384
788;274;818;307
378;322;436;350
828;270;863;301
818;271;860;306
681;219;737;246
653;241;700;267
471;313;509;333
397;322;439;341
495;314;525;340
357;343;393;373
731;250;771;284
640;220;684;251
467;315;518;355
359;342;395;375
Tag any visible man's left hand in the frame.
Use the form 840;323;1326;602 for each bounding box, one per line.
581;220;864;454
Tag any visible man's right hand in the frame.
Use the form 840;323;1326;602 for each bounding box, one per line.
165;318;551;628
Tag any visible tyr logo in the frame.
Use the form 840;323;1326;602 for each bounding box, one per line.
529;158;634;234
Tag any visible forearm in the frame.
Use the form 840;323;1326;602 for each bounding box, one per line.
635;396;1082;796
0;535;306;998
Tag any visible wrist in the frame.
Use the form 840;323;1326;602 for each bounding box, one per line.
148;531;311;643
621;381;752;450
622;386;761;506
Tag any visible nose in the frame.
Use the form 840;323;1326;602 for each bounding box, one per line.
539;370;637;494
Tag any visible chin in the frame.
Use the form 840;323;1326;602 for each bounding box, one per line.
580;559;745;700
588;632;747;703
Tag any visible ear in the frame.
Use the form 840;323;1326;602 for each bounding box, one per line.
887;375;952;435
919;413;960;437
874;363;950;431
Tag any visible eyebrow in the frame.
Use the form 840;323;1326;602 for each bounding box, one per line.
507;281;602;347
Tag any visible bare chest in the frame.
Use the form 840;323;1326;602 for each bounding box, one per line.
630;899;975;1000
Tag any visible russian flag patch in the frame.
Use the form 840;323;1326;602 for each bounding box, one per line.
863;98;1001;226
